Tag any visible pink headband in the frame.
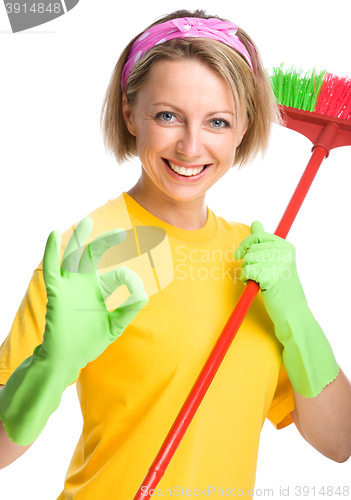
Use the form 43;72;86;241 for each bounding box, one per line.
121;17;254;91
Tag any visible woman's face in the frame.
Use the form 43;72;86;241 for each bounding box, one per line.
122;59;248;202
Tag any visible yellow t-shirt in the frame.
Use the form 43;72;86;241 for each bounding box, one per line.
0;192;295;498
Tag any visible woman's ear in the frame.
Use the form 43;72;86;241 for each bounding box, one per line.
122;92;136;136
236;122;248;148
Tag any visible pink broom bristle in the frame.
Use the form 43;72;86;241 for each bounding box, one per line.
316;72;351;120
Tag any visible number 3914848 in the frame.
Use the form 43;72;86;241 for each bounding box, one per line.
5;3;62;14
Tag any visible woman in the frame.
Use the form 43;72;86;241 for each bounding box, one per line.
0;9;350;499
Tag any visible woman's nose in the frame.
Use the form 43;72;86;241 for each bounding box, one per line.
176;125;204;159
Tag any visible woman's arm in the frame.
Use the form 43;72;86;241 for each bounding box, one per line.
233;222;351;462
291;367;351;463
0;386;34;469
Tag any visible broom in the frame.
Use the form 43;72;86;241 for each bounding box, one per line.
133;66;351;499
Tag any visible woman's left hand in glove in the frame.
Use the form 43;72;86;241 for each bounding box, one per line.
233;220;308;336
233;220;339;398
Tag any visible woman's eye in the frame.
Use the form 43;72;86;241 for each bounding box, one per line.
156;113;230;129
211;119;230;129
156;112;175;123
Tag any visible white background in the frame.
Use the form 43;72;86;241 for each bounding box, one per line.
0;0;350;498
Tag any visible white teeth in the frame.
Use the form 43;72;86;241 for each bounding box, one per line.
168;160;205;176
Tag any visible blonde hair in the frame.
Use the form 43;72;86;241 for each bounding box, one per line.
100;9;279;169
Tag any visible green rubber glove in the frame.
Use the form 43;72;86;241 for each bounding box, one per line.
233;220;339;398
0;217;149;445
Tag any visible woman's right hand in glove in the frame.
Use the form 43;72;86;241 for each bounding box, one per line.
40;217;149;372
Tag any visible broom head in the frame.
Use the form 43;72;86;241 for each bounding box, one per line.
270;65;351;151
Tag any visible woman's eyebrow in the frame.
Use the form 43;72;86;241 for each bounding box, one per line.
151;102;234;116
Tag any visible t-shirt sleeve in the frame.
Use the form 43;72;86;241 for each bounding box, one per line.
266;363;296;430
0;264;81;387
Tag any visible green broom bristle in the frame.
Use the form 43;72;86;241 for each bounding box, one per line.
270;64;326;112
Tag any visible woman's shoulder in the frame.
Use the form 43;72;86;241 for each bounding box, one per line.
60;192;129;251
35;192;137;273
212;211;251;239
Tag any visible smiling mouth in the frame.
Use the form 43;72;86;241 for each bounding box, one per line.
163;158;210;177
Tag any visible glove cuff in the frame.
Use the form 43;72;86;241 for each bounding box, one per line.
0;344;79;445
277;307;339;398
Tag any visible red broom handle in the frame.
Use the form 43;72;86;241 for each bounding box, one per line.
134;123;339;499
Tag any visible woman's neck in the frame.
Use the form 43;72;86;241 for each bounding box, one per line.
126;175;208;231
